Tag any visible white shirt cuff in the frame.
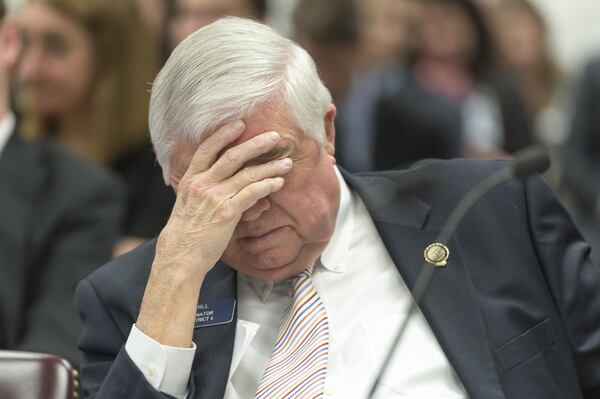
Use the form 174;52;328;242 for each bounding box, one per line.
125;324;196;399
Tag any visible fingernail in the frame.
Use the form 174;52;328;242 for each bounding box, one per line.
268;131;280;142
279;158;292;167
233;120;245;130
274;177;285;186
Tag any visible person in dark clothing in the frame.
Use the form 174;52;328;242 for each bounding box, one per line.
0;1;124;366
561;56;600;265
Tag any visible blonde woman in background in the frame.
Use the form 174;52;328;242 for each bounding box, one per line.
493;0;569;146
16;0;175;255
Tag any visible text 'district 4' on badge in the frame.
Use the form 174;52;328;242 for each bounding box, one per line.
194;298;236;328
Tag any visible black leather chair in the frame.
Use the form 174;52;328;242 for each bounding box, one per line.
0;351;79;399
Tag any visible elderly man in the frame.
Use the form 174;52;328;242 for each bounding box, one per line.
77;17;600;399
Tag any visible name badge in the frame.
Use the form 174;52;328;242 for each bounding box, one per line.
194;298;236;328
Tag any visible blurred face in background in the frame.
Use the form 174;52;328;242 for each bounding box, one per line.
494;5;545;72
134;0;168;40
17;1;95;116
298;40;355;101
168;0;233;50
358;0;421;67
418;1;477;63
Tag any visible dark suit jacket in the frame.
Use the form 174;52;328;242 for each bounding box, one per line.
112;141;175;238
0;133;124;367
76;160;600;398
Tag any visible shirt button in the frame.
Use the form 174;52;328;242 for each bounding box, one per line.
332;263;343;272
146;363;157;377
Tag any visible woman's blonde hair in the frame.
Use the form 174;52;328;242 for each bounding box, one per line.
497;0;562;111
19;0;158;165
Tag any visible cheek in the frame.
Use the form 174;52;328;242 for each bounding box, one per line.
66;53;95;93
273;170;338;241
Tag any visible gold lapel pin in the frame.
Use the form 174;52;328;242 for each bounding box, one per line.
424;243;450;267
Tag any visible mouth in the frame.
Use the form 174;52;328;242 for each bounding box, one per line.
240;225;288;241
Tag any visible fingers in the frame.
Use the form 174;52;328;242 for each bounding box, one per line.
219;157;292;196
185;120;246;176
207;130;282;183
232;177;286;214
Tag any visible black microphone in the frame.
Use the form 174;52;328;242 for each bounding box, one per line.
366;146;550;398
511;145;551;179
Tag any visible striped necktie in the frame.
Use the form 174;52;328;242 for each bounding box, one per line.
255;264;330;398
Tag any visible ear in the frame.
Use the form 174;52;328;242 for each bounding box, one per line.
0;18;21;71
323;104;336;163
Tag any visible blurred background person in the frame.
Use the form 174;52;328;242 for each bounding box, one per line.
409;0;535;159
15;0;174;255
492;0;569;148
0;0;123;366
293;0;359;102
293;0;461;172
166;0;267;52
134;0;170;61
356;0;421;71
231;0;267;21
134;0;169;42
561;56;600;265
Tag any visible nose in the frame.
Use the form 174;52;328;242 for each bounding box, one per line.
240;197;271;222
19;44;44;82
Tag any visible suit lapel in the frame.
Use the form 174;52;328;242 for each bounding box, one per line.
190;261;237;398
0;133;47;347
343;170;505;399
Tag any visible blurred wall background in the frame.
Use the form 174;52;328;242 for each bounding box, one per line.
529;0;600;73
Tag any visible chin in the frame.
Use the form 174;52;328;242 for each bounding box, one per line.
242;263;305;282
224;246;308;281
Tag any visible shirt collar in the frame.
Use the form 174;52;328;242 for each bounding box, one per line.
240;166;355;301
0;112;15;159
319;166;354;274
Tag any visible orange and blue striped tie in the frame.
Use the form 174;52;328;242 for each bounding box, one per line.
255;265;330;398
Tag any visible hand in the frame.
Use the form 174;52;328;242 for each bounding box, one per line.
154;120;292;279
137;120;292;347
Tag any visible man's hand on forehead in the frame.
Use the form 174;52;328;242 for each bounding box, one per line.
190;121;293;175
138;119;294;347
157;119;294;273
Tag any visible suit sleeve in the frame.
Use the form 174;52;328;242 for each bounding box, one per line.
76;278;199;398
15;170;124;367
525;175;600;397
76;279;161;398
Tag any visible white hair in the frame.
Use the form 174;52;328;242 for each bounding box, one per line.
149;17;333;183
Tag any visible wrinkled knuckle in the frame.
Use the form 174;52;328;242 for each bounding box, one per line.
215;204;236;221
189;179;207;197
204;188;224;207
178;175;192;190
243;167;259;182
247;183;259;196
224;147;241;163
195;146;211;161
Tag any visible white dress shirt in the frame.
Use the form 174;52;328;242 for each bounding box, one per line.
126;168;468;398
0;112;15;159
